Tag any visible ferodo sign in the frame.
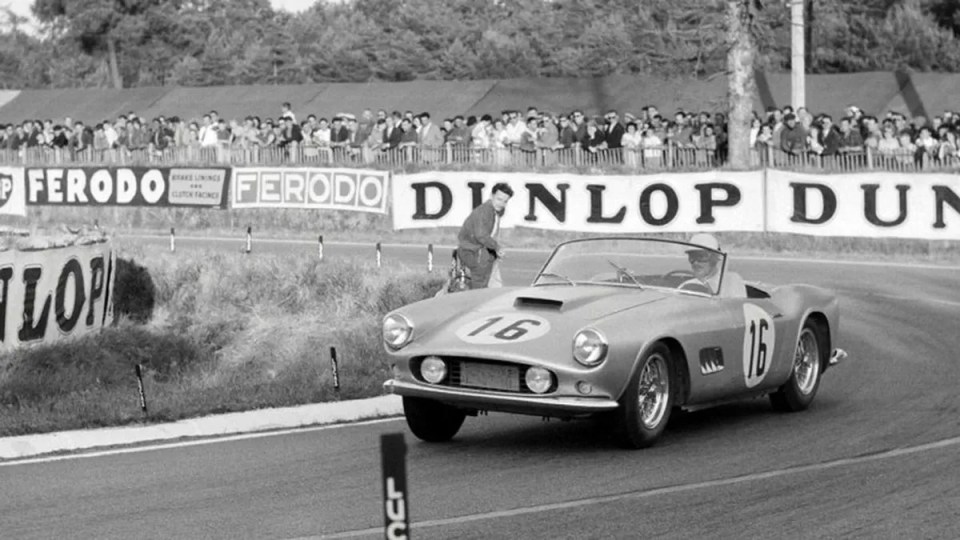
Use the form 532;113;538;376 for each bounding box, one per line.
0;241;116;351
26;167;229;207
0;167;26;216
231;168;390;213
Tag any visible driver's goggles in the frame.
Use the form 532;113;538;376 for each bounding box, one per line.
687;252;715;263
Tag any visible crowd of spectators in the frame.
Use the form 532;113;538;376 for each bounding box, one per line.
753;104;960;166
2;100;959;168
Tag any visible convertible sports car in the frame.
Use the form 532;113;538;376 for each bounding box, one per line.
382;237;847;449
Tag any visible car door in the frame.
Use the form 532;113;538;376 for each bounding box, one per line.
717;295;792;396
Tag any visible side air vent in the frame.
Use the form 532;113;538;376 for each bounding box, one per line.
514;296;564;309
699;347;725;375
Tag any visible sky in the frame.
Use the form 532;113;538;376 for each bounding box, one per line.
1;0;320;31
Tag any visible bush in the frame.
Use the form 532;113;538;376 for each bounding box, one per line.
113;257;156;323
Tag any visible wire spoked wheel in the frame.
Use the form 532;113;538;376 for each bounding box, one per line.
612;343;675;449
771;321;824;412
793;327;821;396
637;353;670;429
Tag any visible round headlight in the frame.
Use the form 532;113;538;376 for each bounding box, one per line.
383;314;413;349
420;356;447;384
573;329;608;367
525;366;553;394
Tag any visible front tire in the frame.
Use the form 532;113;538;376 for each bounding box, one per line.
612;343;675;449
771;321;824;412
403;396;466;442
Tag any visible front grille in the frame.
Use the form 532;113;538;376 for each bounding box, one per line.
411;356;556;394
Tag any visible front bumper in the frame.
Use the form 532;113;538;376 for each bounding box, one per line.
383;379;619;417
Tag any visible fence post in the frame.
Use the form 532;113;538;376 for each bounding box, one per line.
376;241;382;268
245;226;252;254
427;243;434;273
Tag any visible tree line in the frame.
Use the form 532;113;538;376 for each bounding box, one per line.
2;0;960;90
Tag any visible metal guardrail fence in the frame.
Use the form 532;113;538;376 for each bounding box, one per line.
1;143;957;173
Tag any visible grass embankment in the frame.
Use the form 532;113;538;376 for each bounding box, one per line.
0;250;444;437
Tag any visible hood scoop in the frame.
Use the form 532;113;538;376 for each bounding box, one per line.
514;296;564;310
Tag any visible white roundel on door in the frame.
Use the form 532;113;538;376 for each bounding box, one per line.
455;314;551;345
742;303;776;388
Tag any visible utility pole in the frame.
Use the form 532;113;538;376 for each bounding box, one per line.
790;0;805;109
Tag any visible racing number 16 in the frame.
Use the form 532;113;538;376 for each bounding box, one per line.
468;316;542;341
747;319;769;378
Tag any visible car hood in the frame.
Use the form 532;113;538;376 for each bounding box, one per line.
470;285;668;321
399;285;672;363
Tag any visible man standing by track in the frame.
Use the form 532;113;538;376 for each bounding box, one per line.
457;183;513;289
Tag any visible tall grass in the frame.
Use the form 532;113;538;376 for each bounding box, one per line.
0;251;445;436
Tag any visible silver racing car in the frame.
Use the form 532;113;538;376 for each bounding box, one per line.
383;236;847;448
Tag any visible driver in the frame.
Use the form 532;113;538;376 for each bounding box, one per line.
682;233;723;294
681;233;746;298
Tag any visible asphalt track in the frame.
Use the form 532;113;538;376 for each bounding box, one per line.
2;235;960;539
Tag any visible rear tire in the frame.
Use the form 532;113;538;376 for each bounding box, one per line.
403;396;466;442
771;321;824;412
612;343;675;449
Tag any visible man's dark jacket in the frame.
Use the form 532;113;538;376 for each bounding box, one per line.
604;122;625;149
458;200;500;254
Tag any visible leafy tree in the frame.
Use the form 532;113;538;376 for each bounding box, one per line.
32;0;159;88
1;0;960;88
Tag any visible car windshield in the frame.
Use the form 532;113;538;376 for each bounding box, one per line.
533;237;727;296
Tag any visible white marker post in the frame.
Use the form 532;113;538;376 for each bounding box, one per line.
427;244;434;273
169;227;176;253
381;433;410;540
245;226;252;255
376;242;382;268
318;234;324;261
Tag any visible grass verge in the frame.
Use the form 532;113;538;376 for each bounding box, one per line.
0;251;444;437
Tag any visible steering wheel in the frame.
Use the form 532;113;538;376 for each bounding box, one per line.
678;278;712;294
664;270;694;279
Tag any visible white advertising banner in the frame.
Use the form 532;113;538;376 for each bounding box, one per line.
0;167;26;216
392;171;765;233
0;241;116;351
231;167;390;214
766;170;960;239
